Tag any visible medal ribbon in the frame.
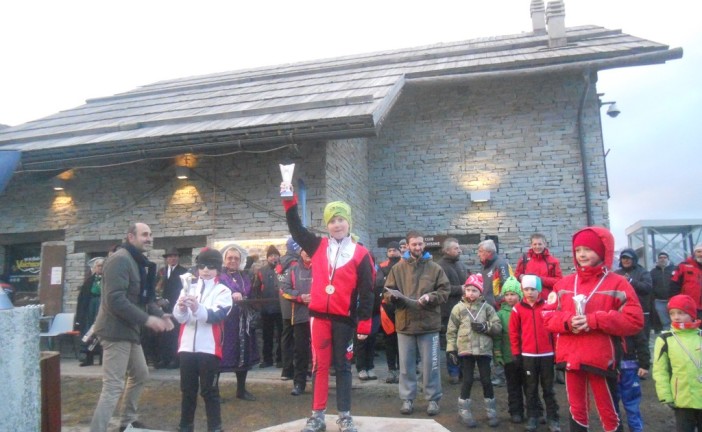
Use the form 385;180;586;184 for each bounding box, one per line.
327;238;344;287
573;269;609;313
670;330;702;371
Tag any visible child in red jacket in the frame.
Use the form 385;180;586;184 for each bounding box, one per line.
510;275;560;432
544;227;643;432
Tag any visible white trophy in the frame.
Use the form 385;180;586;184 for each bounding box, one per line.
573;294;587;316
279;163;295;199
180;272;199;297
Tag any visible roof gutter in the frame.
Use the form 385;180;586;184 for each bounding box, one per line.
404;47;683;86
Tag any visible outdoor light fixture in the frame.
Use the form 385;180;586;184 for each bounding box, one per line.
52;177;66;191
470;190;491;203
175;166;190;179
600;101;620;118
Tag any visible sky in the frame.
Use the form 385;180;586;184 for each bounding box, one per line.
1;0;700;248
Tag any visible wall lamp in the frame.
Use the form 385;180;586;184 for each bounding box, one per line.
600;101;620;118
175;166;190;179
470;190;491;203
52;177;66;191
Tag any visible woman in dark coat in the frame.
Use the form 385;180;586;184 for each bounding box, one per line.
74;257;104;366
219;244;260;401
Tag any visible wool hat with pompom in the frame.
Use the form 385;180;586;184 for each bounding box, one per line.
463;273;484;293
501;276;523;300
668;294;697;319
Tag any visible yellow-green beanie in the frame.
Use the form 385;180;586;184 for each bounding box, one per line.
323;201;352;228
501;276;523;300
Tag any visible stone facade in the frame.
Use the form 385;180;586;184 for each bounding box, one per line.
1;72;609;310
367;73;608;268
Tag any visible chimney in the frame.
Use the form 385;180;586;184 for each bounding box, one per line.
546;0;567;48
530;0;546;34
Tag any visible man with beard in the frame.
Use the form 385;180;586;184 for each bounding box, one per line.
90;222;174;432
670;244;702;319
437;237;469;384
384;231;450;417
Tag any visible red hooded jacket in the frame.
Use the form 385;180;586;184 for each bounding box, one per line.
543;227;644;376
515;248;563;301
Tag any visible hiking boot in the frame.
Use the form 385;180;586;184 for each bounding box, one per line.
458;398;477;428
548;419;562;432
358;370;369;380
485;398;499;427
236;390;256;401
427;400;440;416
301;411;326;432
385;369;399;384
366;369;377;380
291;384;304;396
336;412;357;432
525;417;539;432
400;399;414;415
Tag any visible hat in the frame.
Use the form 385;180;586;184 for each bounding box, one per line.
464;274;484;293
695;244;702;253
387;241;401;250
620;250;636;259
286;237;301;254
658;251;669;258
196;248;223;270
667;294;697;319
501;276;523;300
162;247;180;258
573;229;605;261
266;245;281;257
323;201;352;227
521;275;543;293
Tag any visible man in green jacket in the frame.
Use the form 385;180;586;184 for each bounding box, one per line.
90;222;174;432
384;230;450;417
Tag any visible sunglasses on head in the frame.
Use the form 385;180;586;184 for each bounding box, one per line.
197;263;218;270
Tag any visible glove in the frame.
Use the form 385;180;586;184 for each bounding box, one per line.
447;351;459;367
471;321;488;334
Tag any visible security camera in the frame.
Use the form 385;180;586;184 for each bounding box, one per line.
606;103;620;118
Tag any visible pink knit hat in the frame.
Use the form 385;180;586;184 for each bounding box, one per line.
464;274;484;293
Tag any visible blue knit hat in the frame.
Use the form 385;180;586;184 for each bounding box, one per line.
286;237;301;254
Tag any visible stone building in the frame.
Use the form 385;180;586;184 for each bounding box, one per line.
0;2;681;311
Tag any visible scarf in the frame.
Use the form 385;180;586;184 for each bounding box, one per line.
122;242;157;305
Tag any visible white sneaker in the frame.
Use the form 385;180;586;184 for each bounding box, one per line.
366;369;377;380
358;370;369;380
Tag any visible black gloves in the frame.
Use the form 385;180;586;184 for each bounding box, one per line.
447;351;459;367
471;321;488;334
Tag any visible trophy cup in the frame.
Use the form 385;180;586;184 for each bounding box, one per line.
279;163;295;199
573;294;587;316
180;272;198;296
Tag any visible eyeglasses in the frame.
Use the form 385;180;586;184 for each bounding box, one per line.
197;263;219;270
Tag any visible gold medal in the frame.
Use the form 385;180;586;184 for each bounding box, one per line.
325;284;335;294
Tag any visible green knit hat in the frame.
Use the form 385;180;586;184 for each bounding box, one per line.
323;201;352;228
501;276;523;300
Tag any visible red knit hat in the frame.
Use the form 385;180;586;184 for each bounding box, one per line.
668;294;697;319
464;274;484;293
573;229;605;261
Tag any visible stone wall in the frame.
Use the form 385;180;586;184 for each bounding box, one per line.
367;73;609;269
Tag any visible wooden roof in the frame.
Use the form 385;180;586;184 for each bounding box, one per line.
0;25;681;170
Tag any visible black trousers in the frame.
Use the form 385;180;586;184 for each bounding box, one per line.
523;355;559;420
674;408;702;432
280;319;295;378
460;355;493;400
355;331;377;372
504;360;526;416
293;322;311;387
384;332;399;370
179;352;222;431
157;317;179;365
261;312;283;363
